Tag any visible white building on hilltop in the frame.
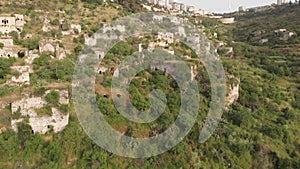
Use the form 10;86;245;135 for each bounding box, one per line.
277;0;286;5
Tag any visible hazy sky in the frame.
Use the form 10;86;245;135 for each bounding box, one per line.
179;0;294;13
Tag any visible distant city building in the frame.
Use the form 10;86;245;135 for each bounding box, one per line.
238;6;245;12
220;17;235;24
165;0;169;7
171;2;181;11
277;0;286;5
187;5;196;12
180;3;187;11
194;9;205;16
157;0;166;7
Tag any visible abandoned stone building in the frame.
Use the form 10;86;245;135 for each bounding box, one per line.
0;38;18;58
39;38;66;60
158;32;174;44
7;66;31;86
10;90;70;134
0;38;25;58
0;14;25;34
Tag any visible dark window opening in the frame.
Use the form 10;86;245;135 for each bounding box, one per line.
2;19;8;24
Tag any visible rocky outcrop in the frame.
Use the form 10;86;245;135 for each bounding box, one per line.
226;75;240;107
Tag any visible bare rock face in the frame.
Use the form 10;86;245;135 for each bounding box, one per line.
7;66;31;86
226;75;240;108
10;90;70;134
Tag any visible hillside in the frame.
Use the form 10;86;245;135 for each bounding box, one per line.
0;1;299;169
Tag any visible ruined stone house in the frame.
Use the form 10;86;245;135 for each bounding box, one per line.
10;90;70;134
39;38;66;60
0;14;25;34
7;66;31;86
158;32;174;44
0;38;25;58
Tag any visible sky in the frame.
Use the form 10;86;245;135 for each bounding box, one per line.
179;0;294;13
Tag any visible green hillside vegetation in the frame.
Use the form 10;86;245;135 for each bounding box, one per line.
233;4;300;45
0;1;299;169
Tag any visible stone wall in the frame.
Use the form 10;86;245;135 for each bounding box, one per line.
0;38;14;46
10;90;70;134
0;47;19;58
39;39;66;60
7;66;31;86
25;50;40;64
0;14;25;34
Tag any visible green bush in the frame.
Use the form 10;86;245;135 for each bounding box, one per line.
33;54;51;69
21;37;40;50
50;19;60;25
33;87;46;97
0;57;16;80
59;104;69;114
36;106;53;116
45;91;60;105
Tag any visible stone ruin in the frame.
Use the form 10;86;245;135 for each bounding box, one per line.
7;66;31;86
10;89;70;134
39;38;66;60
0;14;25;34
0;38;25;58
157;32;174;44
97;66;119;77
25;49;40;64
42;17;59;32
102;24;126;33
61;24;82;36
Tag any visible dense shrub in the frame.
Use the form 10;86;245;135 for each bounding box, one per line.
45;91;60;105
